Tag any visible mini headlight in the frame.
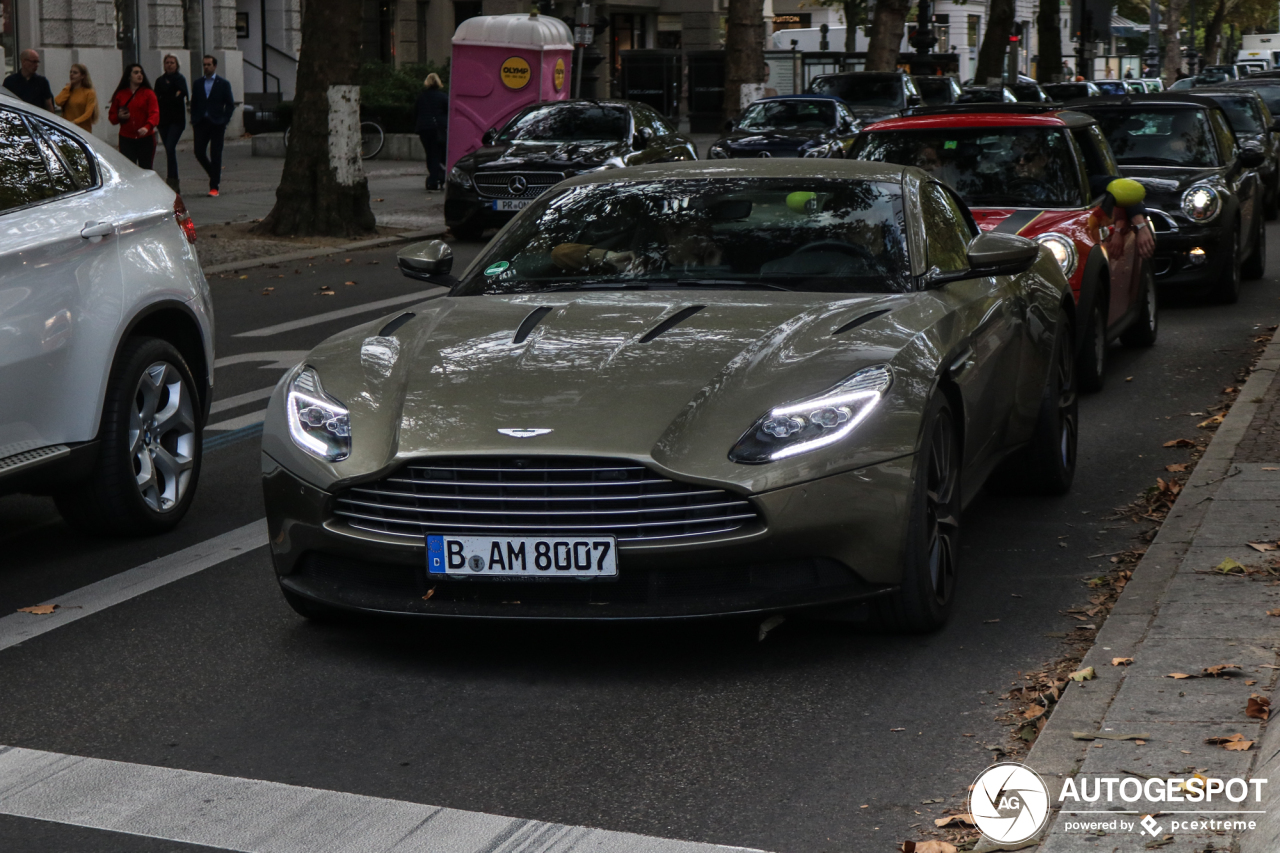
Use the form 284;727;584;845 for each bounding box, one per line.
729;365;892;464
448;166;472;189
1034;233;1078;277
708;145;730;159
287;367;351;461
803;141;839;158
1181;184;1221;222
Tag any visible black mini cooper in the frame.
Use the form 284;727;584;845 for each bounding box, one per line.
445;99;698;241
1072;94;1267;302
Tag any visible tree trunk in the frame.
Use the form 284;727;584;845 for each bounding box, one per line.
844;0;860;52
1036;0;1063;82
1163;0;1189;82
724;0;766;121
975;0;1016;83
865;0;911;71
1203;0;1227;64
254;0;376;237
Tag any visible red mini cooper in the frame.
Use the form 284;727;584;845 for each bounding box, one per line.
851;106;1157;390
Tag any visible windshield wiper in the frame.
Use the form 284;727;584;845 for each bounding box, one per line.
540;280;653;292
674;279;795;291
1117;156;1189;166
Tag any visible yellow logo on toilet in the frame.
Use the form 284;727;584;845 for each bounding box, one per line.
554;58;566;91
501;56;532;90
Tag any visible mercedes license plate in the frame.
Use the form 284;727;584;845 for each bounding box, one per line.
492;199;530;212
427;534;618;577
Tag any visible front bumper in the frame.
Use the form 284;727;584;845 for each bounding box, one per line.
262;453;914;620
1148;216;1229;286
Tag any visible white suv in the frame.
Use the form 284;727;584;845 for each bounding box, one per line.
0;92;213;534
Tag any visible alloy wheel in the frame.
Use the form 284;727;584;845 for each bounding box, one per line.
128;361;196;512
1057;341;1079;470
926;414;959;605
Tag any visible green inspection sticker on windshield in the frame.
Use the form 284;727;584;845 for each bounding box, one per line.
944;141;957;149
484;261;510;276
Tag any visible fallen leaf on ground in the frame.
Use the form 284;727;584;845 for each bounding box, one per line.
344;280;356;286
319;291;335;296
1224;740;1255;751
1265;467;1280;471
1248;680;1258;685
1224;387;1238;393
921;798;945;804
900;842;957;853
1070;666;1096;681
1164;438;1196;448
1165;463;1188;473
1247;695;1272;720
238;274;247;279
1198;414;1226;428
16;604;57;615
1112;657;1134;666
890;727;906;732
1205;733;1247;745
1073;731;1152;741
1249;542;1279;552
1135;739;1146;745
1126;376;1134;382
1167;673;1194;679
933;814;975;828
1267;610;1280;617
860;804;869;808
1203;664;1241;676
1215;558;1248;574
1023;705;1046;721
421;588;435;601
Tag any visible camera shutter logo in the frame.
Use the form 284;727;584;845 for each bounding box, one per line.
969;763;1051;844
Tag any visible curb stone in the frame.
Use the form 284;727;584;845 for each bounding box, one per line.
972;324;1280;853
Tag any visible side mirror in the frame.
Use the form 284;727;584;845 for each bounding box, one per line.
1240;147;1266;169
633;127;653;150
967;232;1040;277
907;94;922;106
482;129;498;146
397;239;454;280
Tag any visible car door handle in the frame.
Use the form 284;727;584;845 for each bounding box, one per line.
80;221;113;241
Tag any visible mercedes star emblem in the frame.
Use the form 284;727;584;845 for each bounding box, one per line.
758;151;772;158
507;176;529;195
497;428;553;438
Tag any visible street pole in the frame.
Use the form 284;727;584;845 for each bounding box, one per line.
573;1;590;99
1189;0;1198;75
1145;0;1160;78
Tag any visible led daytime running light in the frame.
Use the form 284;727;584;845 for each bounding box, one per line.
287;367;351;461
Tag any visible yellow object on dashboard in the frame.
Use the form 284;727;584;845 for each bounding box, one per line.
1107;178;1146;207
786;191;819;213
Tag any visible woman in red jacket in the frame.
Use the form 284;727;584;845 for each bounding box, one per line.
109;64;159;169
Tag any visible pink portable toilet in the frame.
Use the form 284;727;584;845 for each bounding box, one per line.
448;13;574;171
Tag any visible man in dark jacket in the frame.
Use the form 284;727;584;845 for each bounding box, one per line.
189;54;236;196
3;50;54;111
414;73;449;191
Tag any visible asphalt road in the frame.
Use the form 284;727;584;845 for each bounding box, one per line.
1;232;1277;853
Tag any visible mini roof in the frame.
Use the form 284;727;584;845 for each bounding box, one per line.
756;94;848;103
1074;93;1226;110
863;107;1096;131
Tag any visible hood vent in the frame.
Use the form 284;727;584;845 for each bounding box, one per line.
513;306;556;344
640;305;705;343
378;312;416;336
831;309;890;336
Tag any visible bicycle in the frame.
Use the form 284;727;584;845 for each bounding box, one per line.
282;120;385;159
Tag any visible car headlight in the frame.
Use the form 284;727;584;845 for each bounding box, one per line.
287;367;351;461
1034;232;1078;277
1181;184;1221;222
729;365;892;464
803;141;840;158
708;145;730;159
448;166;472;189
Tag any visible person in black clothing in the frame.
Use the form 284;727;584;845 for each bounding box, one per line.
154;54;189;192
414;73;448;191
3;50;54;111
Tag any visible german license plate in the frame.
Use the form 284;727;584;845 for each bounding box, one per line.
492;199;529;212
427;534;617;577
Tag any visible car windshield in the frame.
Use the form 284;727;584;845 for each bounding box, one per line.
1206;95;1265;133
853;127;1086;208
498;104;629;143
915;78;956;105
1010;83;1044;101
1090;109;1219;166
811;77;905;108
738;100;837;130
957;88;1007;103
1095;81;1127;95
1044;83;1091;99
1231;83;1280;114
458;178;913;295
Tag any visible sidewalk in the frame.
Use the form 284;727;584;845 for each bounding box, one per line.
985;331;1280;852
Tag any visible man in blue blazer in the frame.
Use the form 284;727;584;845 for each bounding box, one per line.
190;54;236;196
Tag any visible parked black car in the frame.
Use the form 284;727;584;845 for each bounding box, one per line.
707;95;859;159
1196;88;1280;219
1071;94;1267;303
956;86;1018;104
1009;81;1052;102
913;75;963;106
807;71;922;122
1043;81;1102;100
445;99;698;241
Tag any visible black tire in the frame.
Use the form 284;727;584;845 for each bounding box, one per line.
1076;294;1107;393
877;393;961;633
55;337;202;536
280;587;341;623
990;314;1078;495
1212;227;1242;304
1266;178;1279;221
1244;214;1267;280
1120;263;1158;347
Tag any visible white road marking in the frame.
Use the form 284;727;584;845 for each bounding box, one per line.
205;410;267;432
210;385;277;415
0;520;268;653
214;351;309;370
234;290;445;338
0;746;760;853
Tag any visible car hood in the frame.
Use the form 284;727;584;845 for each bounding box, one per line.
463;139;626;171
969;208;1092;236
1116;164;1228;206
717;130;831;154
846;105;901;122
272;291;943;493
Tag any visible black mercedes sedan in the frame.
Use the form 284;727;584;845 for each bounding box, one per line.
808;71;922;123
707;95;859;159
1197;87;1280;219
445;99;698;241
913;75;962;106
1071;94;1267;303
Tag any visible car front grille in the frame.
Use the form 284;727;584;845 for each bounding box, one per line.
333;456;760;543
472;171;565;199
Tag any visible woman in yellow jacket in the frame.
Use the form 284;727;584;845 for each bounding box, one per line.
55;64;98;133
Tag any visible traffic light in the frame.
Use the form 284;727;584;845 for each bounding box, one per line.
1010;21;1023;43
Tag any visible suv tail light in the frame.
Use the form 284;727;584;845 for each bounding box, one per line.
174;195;197;244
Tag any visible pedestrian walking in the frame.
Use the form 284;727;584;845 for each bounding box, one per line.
109;64;159;169
189;55;236;197
54;64;98;133
154;54;189;192
414;73;448;192
3;49;54;111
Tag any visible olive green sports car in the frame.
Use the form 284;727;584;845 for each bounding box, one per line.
261;160;1077;631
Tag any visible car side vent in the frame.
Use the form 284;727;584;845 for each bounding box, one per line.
513;306;556;344
640;306;705;343
378;312;416;336
831;309;890;336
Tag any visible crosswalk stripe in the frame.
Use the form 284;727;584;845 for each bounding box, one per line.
234;290;445;338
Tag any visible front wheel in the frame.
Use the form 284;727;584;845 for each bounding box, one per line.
55;337;202;535
877;394;961;633
1076;296;1107;392
1120;263;1158;347
360;121;385;159
1212;228;1242;304
1244;214;1267;280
